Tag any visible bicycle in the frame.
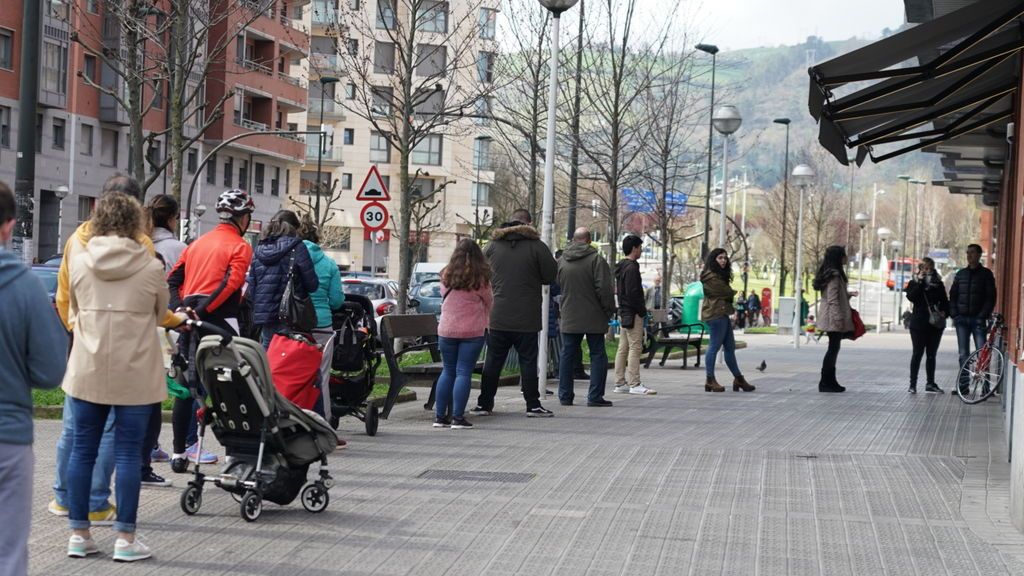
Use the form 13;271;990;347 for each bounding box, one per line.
956;313;1005;404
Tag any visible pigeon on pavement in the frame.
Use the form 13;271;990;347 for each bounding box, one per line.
755;360;767;372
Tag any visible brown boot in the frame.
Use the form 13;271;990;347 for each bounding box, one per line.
733;376;755;392
705;377;725;392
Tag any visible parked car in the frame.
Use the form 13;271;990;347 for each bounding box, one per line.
411;278;443;319
30;265;59;308
41;253;63;267
341;278;419;325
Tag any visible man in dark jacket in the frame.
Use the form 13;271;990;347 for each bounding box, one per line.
949;243;997;393
557;228;616;406
472;209;558;417
613;235;655;396
0;181;68;575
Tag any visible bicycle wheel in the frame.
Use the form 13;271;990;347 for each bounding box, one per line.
957;346;1004;404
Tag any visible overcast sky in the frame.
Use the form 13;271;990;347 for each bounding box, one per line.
693;0;907;51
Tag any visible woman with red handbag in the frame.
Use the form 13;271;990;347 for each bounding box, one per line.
813;246;859;393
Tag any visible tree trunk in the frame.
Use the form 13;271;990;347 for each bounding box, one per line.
126;3;145;189
168;0;186;201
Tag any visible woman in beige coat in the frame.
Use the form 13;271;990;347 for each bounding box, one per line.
813;245;858;393
63;192;186;563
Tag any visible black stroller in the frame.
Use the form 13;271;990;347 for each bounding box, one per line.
178;322;337;522
326;294;392;435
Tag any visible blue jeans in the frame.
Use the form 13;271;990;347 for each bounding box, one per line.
705;317;741;379
559;333;608;403
955;316;987;387
67;397;153;534
260;323;283;349
436;336;486;419
53;397;114;512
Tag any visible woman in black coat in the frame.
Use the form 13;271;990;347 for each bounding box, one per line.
905;257;950;394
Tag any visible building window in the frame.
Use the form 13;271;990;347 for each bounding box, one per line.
418;1;448;33
271;167;280;196
254;162;265;194
373;42;395;74
79;123;93;156
187;149;198;174
224;157;234;187
345;83;356;99
77;196;95;225
206;153;218;184
0;106;10;148
300;170;331;195
100;128;118;167
414;88;443;116
473;137;491;170
411;134;442;165
473;96;493;124
0;28;12;70
52;118;66;151
479;8;496;40
147;141;161;169
346;39;358;57
35;113;42;153
372;86;393;116
83;54;97;83
370;131;390;163
376;0;396;29
477;52;495;83
41;41;68;97
152;79;163;109
348;0;360;8
86;0;99;13
343;128;354;145
410;177;434;198
341;173;353;189
239;160;249;191
416;44;446;77
472;182;490;206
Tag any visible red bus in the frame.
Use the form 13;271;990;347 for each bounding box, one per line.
886;257;918;291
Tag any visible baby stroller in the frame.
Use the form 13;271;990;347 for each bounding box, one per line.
327;294;390;435
178;321;337;522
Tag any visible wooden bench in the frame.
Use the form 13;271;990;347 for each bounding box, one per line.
879;320;893;331
643;309;706;369
378;314;483;412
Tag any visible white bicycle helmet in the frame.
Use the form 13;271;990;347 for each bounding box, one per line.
215;188;255;217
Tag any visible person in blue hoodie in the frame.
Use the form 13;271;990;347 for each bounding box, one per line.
299;219;344;331
0;181;69;576
247;210;319;348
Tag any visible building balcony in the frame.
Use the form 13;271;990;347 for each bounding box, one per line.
308;98;346;121
309;53;343;75
306;141;345;165
223;117;304;162
233;59;307;106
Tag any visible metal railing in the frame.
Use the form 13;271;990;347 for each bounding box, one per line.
305;142;344;162
237;58;273;76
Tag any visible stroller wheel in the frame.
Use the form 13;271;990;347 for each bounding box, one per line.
180;484;202;515
365;405;379;436
240;491;262;522
300;482;330;513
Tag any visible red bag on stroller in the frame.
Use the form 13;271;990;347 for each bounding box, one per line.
268;333;322;410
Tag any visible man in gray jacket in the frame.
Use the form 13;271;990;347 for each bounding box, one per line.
557;228;616;407
0;181;68;575
471;209;559;417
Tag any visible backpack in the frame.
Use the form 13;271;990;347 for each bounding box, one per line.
331;301;373;372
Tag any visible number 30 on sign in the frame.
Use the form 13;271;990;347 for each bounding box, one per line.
360;201;389;231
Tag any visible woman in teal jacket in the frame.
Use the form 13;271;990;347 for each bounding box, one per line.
301;227;344;329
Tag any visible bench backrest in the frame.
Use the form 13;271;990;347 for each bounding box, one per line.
380;314;438;339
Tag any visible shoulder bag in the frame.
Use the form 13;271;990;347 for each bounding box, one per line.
922;288;946;330
278;248;317;333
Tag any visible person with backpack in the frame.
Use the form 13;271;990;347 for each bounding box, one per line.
246;210;319;349
746;292;761;327
613;235;655;396
701;248;755;393
167;188;256;471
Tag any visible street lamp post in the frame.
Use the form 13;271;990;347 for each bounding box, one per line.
871;184;886;270
55;185;70;249
315;76;340;224
697;43;719;259
791;164;814;350
910;178;925;264
891;240;903;323
773;118;791;300
854;212;870;304
876;227;892;333
896;175;911;320
193;204;207;238
712;105;742;248
537;0;579;388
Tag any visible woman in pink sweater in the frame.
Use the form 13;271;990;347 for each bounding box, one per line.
435;239;493;429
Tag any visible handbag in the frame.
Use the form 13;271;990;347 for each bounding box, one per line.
849;308;866;340
278;248;318;333
922;289;946;330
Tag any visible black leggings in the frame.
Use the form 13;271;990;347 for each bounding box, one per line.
820;332;843;385
909;327;943;385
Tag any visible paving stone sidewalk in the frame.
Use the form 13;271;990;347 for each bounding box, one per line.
25;331;1024;575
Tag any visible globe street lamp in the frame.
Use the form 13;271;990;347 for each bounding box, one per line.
791;164;814;349
876;227;892;333
55;185;70;248
193;203;207;239
773;118;791;300
697;42;719;259
854;211;870;304
712;105;741;248
537;0;580;386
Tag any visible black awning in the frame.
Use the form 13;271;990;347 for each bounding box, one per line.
807;0;1024;165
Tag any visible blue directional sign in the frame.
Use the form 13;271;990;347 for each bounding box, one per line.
621;189;687;216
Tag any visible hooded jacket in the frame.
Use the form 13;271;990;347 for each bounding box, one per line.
614;258;646;317
906;270;950;332
700;270;735;321
246;235;319;325
557;242;615;334
62;236;169;406
0;249;67;444
303;240;343;329
151;226;186;273
485;222;557;332
815;269;854;333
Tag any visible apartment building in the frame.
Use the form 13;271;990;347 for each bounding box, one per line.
0;0;310;260
294;0;499;274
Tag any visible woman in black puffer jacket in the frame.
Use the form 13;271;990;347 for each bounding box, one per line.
246;210;319;348
905;257;949;394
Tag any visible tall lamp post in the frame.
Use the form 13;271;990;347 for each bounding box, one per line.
315;76;340;223
854;212;869;304
697;43;719;259
910;178;925;263
791;164;814;350
192;204;207;239
896;175;911;320
712;105;742;248
876;227;892;333
891;240;903;323
55;185;70;249
870;185;885;271
537;0;579;387
773;118;791;299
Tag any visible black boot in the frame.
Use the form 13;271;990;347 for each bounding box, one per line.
909;383;917;394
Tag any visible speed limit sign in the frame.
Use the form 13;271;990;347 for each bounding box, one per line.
360;201;389;231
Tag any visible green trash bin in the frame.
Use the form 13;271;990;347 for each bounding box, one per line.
682;281;705;328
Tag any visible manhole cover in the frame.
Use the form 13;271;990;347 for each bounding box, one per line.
418;469;535;483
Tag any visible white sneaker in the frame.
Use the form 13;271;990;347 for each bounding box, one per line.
67;534;100;558
629;385;656;395
113;537;152;562
613;385;631;394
